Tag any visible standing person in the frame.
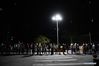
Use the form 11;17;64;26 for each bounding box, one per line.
83;43;86;54
9;44;13;55
40;43;43;55
36;43;39;55
20;42;25;55
63;43;66;55
32;42;35;55
50;43;54;55
59;45;62;55
54;44;60;54
56;44;59;54
49;43;52;55
87;43;91;54
73;43;77;54
79;44;83;55
38;43;41;55
49;44;51;54
89;43;92;54
0;43;1;55
66;43;69;54
12;44;14;55
5;44;10;55
35;43;38;55
70;43;73;54
45;44;48;55
41;44;44;55
13;43;16;54
53;44;56;54
95;44;98;54
25;43;29;55
92;43;96;54
44;44;47;55
76;43;80;54
17;41;21;55
47;43;51;55
0;43;5;55
30;43;33;55
85;43;89;54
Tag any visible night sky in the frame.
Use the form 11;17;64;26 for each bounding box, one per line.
0;0;99;43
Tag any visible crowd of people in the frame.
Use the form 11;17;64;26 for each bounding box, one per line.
0;41;98;55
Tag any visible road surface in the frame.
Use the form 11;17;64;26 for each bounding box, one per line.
0;54;96;66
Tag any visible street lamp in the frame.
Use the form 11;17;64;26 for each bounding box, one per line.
52;14;62;45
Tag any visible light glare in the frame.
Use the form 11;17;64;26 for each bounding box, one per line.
52;14;62;21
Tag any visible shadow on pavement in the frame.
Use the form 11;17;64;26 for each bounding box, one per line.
21;54;33;58
0;54;16;56
93;59;99;66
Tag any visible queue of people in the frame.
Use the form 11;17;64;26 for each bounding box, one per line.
0;41;98;55
70;43;97;55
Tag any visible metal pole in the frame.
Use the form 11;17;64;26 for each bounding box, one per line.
57;20;59;45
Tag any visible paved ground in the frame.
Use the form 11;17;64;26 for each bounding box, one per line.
0;53;97;66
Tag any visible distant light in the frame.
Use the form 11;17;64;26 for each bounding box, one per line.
0;8;3;11
91;19;94;22
89;1;91;4
14;2;16;6
70;20;72;23
52;14;62;21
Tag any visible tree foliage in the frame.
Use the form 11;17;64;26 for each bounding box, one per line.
35;35;50;44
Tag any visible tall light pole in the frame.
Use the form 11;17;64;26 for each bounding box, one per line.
52;14;62;45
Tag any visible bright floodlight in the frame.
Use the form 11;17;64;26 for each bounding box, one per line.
52;14;62;21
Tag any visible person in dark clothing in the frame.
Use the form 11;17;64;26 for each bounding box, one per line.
32;43;35;55
93;54;98;66
76;44;80;54
83;44;87;54
41;44;44;55
38;43;42;55
0;43;5;55
51;43;54;55
47;44;51;55
66;43;69;54
36;43;39;55
5;44;10;55
92;44;96;54
70;43;73;54
63;44;66;55
89;44;92;54
21;43;25;55
26;43;29;55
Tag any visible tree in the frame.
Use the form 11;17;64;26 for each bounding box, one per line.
35;35;50;44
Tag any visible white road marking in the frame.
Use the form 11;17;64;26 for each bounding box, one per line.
33;56;73;59
33;62;96;66
34;59;77;62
